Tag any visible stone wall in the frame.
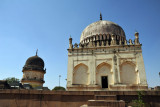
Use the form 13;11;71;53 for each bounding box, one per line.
0;90;160;107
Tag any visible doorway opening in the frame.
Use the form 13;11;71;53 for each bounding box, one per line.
101;76;108;88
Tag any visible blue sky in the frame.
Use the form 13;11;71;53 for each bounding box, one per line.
0;0;160;89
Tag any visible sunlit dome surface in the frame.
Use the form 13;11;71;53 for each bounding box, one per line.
80;20;125;43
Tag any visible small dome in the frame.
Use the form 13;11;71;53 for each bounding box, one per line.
23;55;45;71
80;20;125;43
25;55;44;67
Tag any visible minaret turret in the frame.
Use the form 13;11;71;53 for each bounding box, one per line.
134;32;140;45
69;36;73;49
100;13;102;20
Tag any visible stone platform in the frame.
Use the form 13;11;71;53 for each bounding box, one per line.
0;90;160;107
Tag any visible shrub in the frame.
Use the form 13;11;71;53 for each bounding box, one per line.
52;86;66;91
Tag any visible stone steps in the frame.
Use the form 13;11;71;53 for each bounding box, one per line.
80;94;125;107
88;100;125;107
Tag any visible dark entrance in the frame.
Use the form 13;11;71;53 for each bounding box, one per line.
101;76;108;88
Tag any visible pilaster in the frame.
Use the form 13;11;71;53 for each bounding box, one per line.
67;55;73;86
136;52;147;85
88;52;96;85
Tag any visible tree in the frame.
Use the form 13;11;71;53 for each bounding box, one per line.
4;77;20;84
52;86;66;91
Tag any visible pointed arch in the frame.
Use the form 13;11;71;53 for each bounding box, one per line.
96;62;113;86
120;61;137;84
96;62;111;71
73;63;89;85
120;61;136;68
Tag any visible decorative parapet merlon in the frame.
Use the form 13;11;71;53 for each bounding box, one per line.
68;32;141;50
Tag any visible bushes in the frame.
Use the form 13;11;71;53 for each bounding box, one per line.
52;86;66;91
129;91;150;107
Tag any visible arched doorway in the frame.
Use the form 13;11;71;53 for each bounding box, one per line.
96;62;112;88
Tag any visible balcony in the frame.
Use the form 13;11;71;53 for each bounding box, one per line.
21;78;45;83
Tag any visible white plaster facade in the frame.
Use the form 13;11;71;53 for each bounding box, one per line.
67;18;148;91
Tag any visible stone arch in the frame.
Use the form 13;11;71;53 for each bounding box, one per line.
120;61;137;84
96;62;112;86
73;63;89;85
96;62;111;70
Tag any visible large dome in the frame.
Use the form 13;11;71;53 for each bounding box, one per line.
80;20;125;43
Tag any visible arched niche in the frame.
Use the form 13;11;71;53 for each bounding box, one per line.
120;61;137;84
96;62;112;86
72;63;89;85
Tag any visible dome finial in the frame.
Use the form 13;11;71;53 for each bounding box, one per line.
100;12;102;20
135;29;138;33
36;49;38;56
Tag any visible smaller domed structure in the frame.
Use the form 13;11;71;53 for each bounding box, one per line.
21;53;46;88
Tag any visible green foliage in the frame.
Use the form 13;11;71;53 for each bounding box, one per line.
131;91;146;107
52;86;66;91
4;77;20;84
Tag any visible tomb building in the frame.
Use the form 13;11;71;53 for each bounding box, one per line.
21;52;46;88
67;14;148;91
